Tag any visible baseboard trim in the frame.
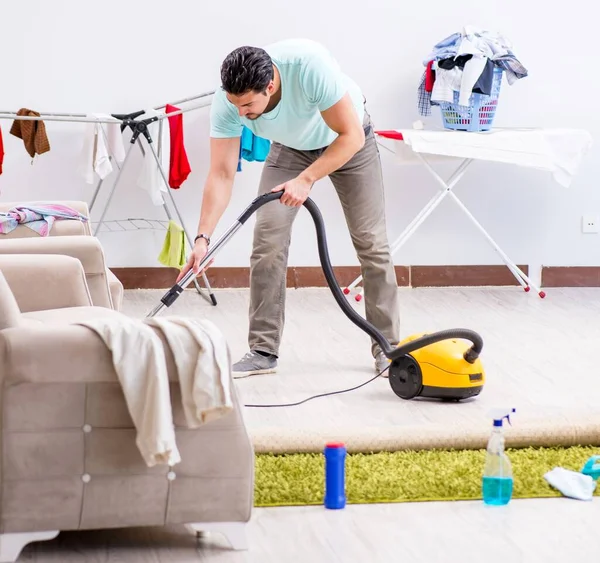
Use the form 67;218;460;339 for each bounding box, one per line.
541;266;600;287
111;264;531;290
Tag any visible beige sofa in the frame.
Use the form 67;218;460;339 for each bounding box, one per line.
0;254;254;562
0;200;123;311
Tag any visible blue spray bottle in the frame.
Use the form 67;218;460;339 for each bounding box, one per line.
482;408;516;506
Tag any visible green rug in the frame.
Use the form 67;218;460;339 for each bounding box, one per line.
254;446;600;507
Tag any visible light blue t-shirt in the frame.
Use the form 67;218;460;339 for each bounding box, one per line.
209;39;365;151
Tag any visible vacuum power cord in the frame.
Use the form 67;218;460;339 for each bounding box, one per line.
243;363;391;408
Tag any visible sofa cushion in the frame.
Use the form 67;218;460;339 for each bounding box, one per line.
21;306;123;325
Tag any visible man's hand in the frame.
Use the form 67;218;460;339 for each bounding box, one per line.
271;175;313;207
176;239;213;283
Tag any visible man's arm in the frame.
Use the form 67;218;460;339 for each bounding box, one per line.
195;136;240;238
273;93;365;206
177;136;239;281
299;93;365;184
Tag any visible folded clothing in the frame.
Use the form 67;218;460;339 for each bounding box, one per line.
0;204;88;236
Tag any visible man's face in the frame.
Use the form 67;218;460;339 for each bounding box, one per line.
226;81;275;120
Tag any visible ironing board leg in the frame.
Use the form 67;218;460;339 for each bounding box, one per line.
447;191;544;297
345;150;545;299
145;141;218;306
344;158;472;300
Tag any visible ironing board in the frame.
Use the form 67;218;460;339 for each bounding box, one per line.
343;127;593;299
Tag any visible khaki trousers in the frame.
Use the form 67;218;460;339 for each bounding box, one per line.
248;108;400;358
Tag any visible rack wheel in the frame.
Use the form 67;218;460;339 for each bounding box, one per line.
343;287;350;295
539;291;546;298
524;286;530;292
355;294;362;302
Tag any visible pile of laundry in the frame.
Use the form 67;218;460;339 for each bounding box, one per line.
418;26;528;117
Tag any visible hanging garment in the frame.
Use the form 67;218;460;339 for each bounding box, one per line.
136;108;171;206
237;126;271;171
493;54;528;85
158;220;186;269
9;108;50;159
164;104;191;189
79;113;127;184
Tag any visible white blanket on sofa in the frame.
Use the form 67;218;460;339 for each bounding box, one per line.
76;315;234;468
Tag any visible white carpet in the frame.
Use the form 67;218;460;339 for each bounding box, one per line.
122;286;600;453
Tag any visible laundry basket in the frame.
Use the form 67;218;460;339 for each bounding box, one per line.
439;67;503;132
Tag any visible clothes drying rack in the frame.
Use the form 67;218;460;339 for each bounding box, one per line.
0;90;220;306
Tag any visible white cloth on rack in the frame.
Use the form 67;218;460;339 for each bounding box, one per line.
136;108;171;206
79;113;126;184
395;128;593;188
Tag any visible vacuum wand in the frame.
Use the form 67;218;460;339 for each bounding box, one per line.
147;191;483;363
146;221;244;318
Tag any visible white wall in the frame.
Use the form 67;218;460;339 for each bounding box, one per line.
0;0;596;279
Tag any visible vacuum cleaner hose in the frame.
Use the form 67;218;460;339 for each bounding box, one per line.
243;192;483;364
155;191;483;363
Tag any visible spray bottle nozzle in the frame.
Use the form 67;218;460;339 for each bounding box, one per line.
489;407;516;427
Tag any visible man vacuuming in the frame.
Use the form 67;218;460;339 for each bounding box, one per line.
178;38;400;377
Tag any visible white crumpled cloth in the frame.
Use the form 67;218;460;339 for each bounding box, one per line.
396;128;593;188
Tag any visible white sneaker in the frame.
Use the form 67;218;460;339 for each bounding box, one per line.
374;351;391;377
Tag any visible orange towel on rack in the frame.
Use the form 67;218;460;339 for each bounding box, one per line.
9;108;50;158
165;104;191;189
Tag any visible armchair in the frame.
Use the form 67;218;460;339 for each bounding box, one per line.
0;255;254;562
0;200;123;311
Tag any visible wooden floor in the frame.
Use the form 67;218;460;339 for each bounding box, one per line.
21;286;600;561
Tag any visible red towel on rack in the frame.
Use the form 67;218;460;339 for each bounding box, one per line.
165;104;191;189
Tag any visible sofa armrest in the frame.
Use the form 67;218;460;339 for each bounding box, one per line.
0;254;93;312
0;323;117;384
0;235;107;275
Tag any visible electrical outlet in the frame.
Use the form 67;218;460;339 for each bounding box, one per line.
582;215;599;234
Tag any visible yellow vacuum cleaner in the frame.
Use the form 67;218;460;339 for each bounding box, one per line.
148;192;485;402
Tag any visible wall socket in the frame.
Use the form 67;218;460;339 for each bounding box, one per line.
582;215;599;234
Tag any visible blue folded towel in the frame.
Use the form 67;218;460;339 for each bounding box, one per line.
237;126;271;171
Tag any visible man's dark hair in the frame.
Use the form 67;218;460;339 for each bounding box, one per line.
220;46;274;96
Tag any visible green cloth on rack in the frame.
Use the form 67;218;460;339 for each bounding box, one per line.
158;220;186;269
